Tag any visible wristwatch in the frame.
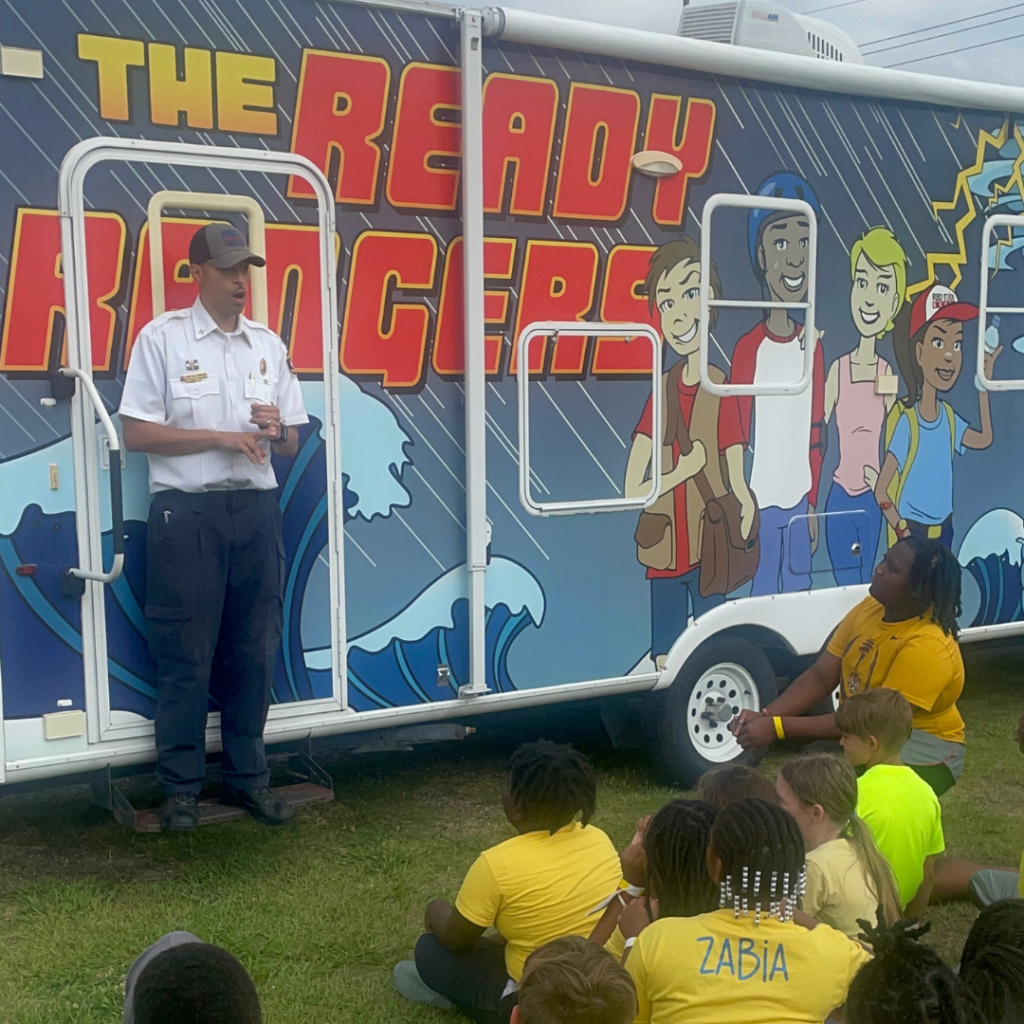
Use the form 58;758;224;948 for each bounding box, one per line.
270;423;289;445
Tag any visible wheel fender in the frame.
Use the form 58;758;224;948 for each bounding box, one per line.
655;585;868;691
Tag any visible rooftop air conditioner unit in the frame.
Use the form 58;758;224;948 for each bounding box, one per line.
678;0;864;62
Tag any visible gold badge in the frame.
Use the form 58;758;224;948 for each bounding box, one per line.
259;357;267;376
180;371;208;384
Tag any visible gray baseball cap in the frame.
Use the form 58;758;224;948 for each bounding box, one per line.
188;222;266;269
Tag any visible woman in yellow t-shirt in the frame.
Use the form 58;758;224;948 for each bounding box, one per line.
733;537;965;796
622;798;871;1024
776;753;900;939
392;740;622;1024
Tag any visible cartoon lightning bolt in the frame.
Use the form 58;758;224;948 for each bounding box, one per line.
909;117;1010;298
987;121;1024;273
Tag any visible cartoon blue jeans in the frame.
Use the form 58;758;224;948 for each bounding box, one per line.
751;498;811;596
650;566;725;658
824;483;883;586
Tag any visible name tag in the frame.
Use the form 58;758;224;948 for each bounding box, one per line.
180;372;208;384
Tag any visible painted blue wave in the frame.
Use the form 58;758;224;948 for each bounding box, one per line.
0;419;351;720
0;423;545;721
958;508;1024;628
304;556;546;711
962;553;1024;628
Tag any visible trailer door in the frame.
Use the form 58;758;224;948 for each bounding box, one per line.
58;139;348;746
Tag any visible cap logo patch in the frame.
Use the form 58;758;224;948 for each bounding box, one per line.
220;228;245;247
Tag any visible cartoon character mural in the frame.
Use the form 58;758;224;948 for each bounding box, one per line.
729;172;825;595
822;228;904;585
625;238;756;670
876;285;1001;550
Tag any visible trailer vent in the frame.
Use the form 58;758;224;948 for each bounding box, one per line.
677;2;739;44
807;31;844;61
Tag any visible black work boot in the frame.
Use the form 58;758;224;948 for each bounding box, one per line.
222;785;295;826
159;793;199;832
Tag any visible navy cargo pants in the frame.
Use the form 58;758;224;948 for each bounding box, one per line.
145;488;284;796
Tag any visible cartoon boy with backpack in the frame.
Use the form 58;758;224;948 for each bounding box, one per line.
874;284;1001;549
625;237;758;670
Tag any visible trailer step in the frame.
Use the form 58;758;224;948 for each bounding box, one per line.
129;782;334;833
91;751;334;833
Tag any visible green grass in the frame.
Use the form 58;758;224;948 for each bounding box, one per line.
2;649;1023;1023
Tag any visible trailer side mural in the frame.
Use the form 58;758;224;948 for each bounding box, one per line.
0;0;1022;770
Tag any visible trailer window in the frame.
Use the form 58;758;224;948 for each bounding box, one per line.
977;214;1024;391
515;321;661;516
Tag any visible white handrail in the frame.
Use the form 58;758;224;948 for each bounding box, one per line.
516;321;661;517
699;193;817;398
147;190;269;326
59;367;124;585
977;214;1024;392
57;136;348;724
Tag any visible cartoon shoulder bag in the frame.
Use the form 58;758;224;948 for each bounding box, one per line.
634;362;685;572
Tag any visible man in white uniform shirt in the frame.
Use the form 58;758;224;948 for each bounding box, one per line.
119;222;308;831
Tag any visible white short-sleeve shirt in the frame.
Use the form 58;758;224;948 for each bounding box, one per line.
119;298;308;493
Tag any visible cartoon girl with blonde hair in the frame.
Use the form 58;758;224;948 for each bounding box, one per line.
823;227;904;584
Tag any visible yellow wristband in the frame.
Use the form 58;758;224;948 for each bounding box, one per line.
773;716;786;741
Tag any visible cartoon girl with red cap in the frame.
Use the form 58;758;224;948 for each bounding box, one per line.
874;284;1001;549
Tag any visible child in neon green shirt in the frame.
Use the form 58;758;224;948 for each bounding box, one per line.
836;687;944;915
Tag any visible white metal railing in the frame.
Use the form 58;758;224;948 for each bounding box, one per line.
516;321;661;516
699;193;817;397
147;190;269;326
977;214;1024;391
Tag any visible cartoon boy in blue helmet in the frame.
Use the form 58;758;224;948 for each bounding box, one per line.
730;171;826;595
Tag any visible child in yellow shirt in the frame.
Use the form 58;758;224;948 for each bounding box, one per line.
776;753;900;940
393;740;622;1024
623;798;870;1024
589;799;719;958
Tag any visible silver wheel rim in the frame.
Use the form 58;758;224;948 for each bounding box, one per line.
686;663;760;764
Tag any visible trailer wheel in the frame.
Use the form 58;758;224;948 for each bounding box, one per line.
650;635;778;787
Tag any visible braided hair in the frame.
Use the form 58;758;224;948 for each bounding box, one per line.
708;798;805;925
847;915;977;1024
899;537;962;640
507;740;597;834
960;944;1024;1024
643;800;719;919
961;900;1024;970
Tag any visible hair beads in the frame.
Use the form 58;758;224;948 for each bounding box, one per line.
709;799;807;928
718;865;803;925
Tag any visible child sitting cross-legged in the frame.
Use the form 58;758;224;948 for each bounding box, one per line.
393;740;622;1024
512;936;637;1024
776;752;901;940
621;798;871;1024
836;687;944;917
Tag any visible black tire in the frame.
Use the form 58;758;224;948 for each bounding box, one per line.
648;634;779;788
